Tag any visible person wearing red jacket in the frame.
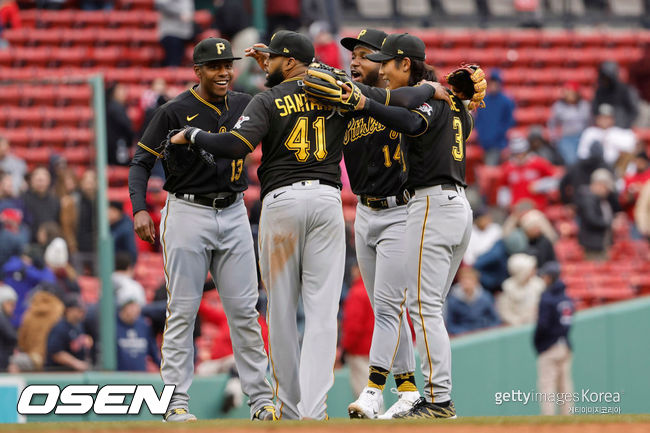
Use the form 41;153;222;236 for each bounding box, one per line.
341;272;374;398
499;137;558;211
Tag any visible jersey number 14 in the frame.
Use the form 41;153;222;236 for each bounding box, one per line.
284;116;327;162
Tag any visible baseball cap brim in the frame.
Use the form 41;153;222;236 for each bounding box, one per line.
340;37;380;52
195;55;242;63
253;46;280;56
366;52;395;62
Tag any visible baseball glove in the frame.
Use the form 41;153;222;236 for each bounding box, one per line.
159;127;216;176
446;64;487;111
303;62;364;111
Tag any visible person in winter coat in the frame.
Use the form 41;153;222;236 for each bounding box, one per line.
591;61;639;129
445;268;500;336
0;284;17;370
534;261;575;416
496;253;545;326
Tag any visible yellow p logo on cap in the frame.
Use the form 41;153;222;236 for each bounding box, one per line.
358;29;367;38
216;42;226;55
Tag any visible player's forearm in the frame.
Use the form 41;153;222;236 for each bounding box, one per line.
128;164;151;215
192;130;251;159
364;99;426;136
388;85;435;109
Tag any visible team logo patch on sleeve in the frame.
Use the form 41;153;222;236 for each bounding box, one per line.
234;115;250;129
416;103;433;116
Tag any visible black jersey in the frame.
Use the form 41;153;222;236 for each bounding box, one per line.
342;113;405;196
230;77;388;199
403;94;473;189
130;87;250;212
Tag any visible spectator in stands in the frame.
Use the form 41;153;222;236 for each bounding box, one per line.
22;167;60;241
45;294;91;371
499;137;558;211
628;42;650;124
576;168;618;260
592;61;639;129
445;268;500;336
112;251;146;308
116;289;160;371
0;284;17;370
0;0;21;46
496;253;544;326
475;68;515;166
464;206;502;267
213;0;251;41
44;237;81;296
155;0;195;67
559;141;610;205
80;0;114;11
0;208;27;269
0;171;25;215
108;201;138;264
266;0;301;39
577;104;637;175
534;261;574;416
56;168;80;259
520;210;557;268
106;83;135;166
621;152;650;225
8;285;64;372
528;125;563;166
474;228;529;294
0;136;27;196
635;181;650;239
3;245;55;328
309;21;342;70
75;170;97;275
341;268;374;397
547;82;591;166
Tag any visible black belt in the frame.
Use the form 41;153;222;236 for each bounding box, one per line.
174;192;237;209
359;193;409;209
406;182;460;197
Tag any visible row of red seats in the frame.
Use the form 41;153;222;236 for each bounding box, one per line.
374;29;650;49
3;28;160;47
0;46;164;68
0;67;196;85
0;106;93;128
429;46;643;69
18;8;212;31
0;127;93;148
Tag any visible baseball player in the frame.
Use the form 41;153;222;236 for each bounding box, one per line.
351;33;478;418
339;29;419;420
128;38;276;422
168;31;435;420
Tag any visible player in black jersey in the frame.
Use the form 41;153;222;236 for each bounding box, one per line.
168;31;436;420
128;38;276;422
351;33;475;419
339;28;420;420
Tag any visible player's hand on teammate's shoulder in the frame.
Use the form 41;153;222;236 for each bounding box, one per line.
419;80;452;107
134;210;156;244
244;43;269;72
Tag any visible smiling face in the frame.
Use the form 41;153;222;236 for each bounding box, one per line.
379;58;410;90
350;45;381;86
195;60;234;99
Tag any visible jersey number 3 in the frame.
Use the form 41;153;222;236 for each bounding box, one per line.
284;116;327;162
452;116;464;162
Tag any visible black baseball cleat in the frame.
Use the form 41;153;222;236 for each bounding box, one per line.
252;405;278;421
394;397;457;419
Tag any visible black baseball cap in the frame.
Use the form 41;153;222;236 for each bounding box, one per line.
340;28;387;52
253;30;315;64
193;37;241;64
366;33;426;62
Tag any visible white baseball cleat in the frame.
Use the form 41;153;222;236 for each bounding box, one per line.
348;386;383;419
378;390;421;419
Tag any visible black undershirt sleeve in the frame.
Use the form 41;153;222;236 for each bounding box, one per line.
365;99;427;136
128;162;152;215
192;131;252;159
388;85;435;109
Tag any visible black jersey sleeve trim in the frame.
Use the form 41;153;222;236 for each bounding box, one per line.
407;110;429;137
137;141;163;159
230;131;256;152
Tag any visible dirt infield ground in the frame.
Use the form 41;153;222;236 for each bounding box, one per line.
4;415;650;433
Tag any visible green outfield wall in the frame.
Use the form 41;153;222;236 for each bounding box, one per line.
1;296;648;423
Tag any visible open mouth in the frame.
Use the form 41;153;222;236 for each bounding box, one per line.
215;80;229;87
350;70;362;81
